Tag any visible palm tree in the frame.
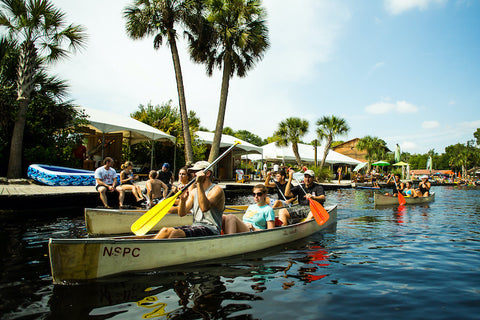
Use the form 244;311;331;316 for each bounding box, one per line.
316;115;349;170
124;0;194;163
187;0;269;163
356;135;388;164
274;117;309;167
1;0;86;178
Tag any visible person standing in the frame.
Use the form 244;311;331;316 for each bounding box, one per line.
94;157;125;208
158;163;174;191
153;161;225;239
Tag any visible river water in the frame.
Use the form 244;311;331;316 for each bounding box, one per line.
1;186;479;319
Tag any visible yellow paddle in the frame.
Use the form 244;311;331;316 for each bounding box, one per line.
131;141;241;236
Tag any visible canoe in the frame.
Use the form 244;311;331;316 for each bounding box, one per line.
355;186;380;190
374;192;435;206
85;204;296;236
49;205;337;283
27;164;101;186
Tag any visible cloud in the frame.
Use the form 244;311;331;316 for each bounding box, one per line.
422;120;440;129
448;100;456;105
384;0;446;15
365;100;419;114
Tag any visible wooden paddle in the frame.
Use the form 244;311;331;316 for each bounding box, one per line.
131;141;241;236
292;172;329;225
392;175;407;205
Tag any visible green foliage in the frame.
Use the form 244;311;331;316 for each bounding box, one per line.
356;136;388;163
222;127;267;146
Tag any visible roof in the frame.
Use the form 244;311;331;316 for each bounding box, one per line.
78;107;175;144
195;131;262;154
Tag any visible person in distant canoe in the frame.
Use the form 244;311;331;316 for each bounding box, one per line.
278;169;326;226
403;181;417;197
415;175;431;197
119;161;145;203
264;169;295;208
385;173;404;196
222;184;276;234
153;161;225;239
145;170;168;208
94;157;125;209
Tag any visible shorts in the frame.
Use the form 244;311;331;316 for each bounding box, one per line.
269;198;288;207
288;206;311;224
96;184;113;191
151;197;163;206
174;225;217;238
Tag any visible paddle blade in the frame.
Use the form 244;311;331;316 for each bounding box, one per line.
397;192;407;205
308;199;329;225
131;191;182;236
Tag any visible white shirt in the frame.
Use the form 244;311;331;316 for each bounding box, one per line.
94;166;117;185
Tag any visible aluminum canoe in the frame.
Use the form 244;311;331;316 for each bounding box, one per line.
49;205;337;283
374;192;435;206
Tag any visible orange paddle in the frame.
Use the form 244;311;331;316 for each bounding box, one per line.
392;176;407;205
292;173;329;225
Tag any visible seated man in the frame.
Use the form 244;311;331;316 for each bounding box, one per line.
145;170;168;208
264;169;296;208
278;169;326;226
223;184;276;234
94;157;125;208
153;161;224;239
385;173;405;196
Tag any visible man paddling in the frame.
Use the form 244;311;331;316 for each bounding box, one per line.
278;169;325;226
153;161;225;239
264;169;296;208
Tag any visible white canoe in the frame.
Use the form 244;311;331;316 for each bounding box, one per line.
85;204;293;236
374;192;435;206
49;205;337;283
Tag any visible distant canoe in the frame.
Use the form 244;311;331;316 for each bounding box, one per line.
374;192;435;206
354;186;380;190
27;164;97;186
49;205;337;283
85;204;298;236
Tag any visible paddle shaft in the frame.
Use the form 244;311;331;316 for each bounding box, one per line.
391;175;406;205
292;172;329;225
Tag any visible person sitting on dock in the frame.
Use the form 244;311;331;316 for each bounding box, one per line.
415;175;431;197
94;157;125;209
153;161;225;239
278;169;326;226
264;169;295;208
222;184;276;234
385;173;404;196
119;161;145;203
146;170;168;208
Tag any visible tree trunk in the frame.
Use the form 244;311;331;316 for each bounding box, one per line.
7;41;36;179
292;142;302;167
208;57;231;163
319;137;332;170
168;32;194;163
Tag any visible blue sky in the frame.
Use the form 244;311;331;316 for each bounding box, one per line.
48;0;480;154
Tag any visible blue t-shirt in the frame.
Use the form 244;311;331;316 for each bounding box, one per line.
243;204;275;230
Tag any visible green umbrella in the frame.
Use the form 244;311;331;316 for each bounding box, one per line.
372;161;390;166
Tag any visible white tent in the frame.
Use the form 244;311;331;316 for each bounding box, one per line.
195;131;262;155
77;107;175;169
251;142;362;165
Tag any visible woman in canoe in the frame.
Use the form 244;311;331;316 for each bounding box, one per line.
403;181;417;197
222;184;276;234
119;161;145;202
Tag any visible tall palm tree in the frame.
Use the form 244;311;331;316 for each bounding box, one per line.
187;0;269;163
124;0;194;163
1;0;86;178
356;135;387;164
316;115;349;170
274;117;309;167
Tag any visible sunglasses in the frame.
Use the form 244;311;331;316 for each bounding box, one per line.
252;192;264;197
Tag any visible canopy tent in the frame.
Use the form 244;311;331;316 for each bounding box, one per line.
242;142;363;166
77;107;175;169
195;131;262;155
353;162;369;172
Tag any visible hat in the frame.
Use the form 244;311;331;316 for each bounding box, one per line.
189;161;210;171
304;169;315;177
420;175;428;179
162;163;170;169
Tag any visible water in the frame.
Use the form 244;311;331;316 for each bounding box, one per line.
1;186;479;319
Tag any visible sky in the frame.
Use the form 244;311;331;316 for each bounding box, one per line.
44;0;480;154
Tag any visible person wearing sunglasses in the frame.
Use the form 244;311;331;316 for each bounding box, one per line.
223;184;276;234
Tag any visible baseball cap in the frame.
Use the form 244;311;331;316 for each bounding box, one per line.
420;175;428;179
162;163;170;169
188;161;210;171
304;169;315;177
